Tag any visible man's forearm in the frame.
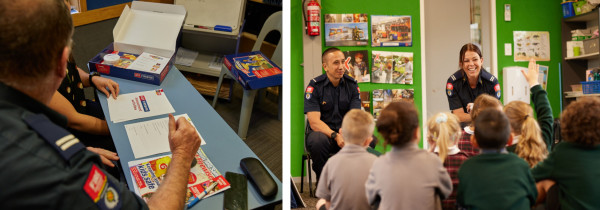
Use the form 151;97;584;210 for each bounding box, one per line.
309;120;335;138
146;153;194;210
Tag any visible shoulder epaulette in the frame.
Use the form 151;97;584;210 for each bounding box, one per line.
312;74;328;83
448;70;464;82
480;69;497;83
23;113;85;163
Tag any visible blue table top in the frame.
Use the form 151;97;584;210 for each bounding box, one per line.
96;67;282;209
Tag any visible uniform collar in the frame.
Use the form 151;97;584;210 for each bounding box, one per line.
433;145;461;155
0;82;68;127
461;69;485;86
324;75;344;87
480;148;508;154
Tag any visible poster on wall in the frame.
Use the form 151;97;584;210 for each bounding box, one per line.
324;14;369;46
371;51;413;84
343;50;370;83
371;15;412;47
513;31;550;61
371;89;414;120
360;91;371;113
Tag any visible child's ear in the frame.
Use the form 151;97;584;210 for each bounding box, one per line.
413;127;421;144
470;135;479;149
362;136;373;147
508;133;514;146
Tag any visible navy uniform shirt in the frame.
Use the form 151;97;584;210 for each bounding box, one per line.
446;68;500;113
0;82;147;209
304;74;361;131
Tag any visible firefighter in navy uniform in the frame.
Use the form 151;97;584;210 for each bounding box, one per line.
446;43;501;125
304;47;376;181
0;1;201;209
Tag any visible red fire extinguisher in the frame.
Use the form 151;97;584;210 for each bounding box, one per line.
304;0;320;36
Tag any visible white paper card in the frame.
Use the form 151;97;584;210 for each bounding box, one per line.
107;89;175;123
125;113;206;159
127;52;170;73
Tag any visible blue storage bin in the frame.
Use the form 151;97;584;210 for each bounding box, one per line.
562;1;575;18
581;81;600;94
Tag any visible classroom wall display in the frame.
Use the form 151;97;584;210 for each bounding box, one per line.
513;31;550;61
371;15;412;47
360;91;371;113
372;89;414;120
324;14;369;46
343;50;370;82
371;51;414;84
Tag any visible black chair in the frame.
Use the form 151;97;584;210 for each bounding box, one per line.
300;120;314;197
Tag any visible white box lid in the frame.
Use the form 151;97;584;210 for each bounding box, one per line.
175;0;245;35
113;1;186;56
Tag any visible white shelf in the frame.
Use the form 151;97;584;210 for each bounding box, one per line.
564;91;600;98
564;52;600;60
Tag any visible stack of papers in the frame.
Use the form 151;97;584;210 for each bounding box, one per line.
107;89;175;123
125;113;206;159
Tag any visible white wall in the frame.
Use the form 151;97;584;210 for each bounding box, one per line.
424;0;471;119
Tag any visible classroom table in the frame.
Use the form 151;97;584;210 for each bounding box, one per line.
96;67;282;209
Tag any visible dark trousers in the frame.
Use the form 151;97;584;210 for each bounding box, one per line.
306;130;377;181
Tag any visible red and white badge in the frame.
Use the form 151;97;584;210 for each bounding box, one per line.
494;84;500;91
306;86;314;93
84;165;107;202
446;83;453;90
357;87;361;93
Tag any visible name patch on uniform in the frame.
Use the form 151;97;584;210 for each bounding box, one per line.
446;83;453;96
84;165;122;210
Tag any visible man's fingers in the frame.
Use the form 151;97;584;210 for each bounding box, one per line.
100;155;115;167
168;114;176;137
99;87;110;99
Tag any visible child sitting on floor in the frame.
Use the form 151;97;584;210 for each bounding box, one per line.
457;108;537;209
315;109;377;210
366;101;452;209
426;112;468;210
532;97;600;209
458;94;503;156
504;59;551;167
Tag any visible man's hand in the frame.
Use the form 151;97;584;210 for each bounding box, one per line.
168;114;202;158
521;58;540;88
335;129;345;148
92;76;120;99
87;147;119;167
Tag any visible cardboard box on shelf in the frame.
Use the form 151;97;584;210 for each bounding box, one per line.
88;2;186;85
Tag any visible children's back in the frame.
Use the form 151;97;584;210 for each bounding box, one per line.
367;145;452;209
458;152;537;209
316;144;377;210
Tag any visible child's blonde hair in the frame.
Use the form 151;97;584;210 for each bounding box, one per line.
427;112;461;163
504;101;548;167
341;109;375;145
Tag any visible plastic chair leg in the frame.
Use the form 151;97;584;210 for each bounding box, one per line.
238;89;258;139
212;66;228;108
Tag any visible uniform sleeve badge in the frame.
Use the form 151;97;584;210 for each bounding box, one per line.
446;83;453;96
494;84;501;98
305;86;314;100
84;165;122;210
357;87;360;93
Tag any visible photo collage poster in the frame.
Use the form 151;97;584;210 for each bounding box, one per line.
324;14;369;46
343;50;370;83
371;15;412;47
372;89;414;120
371;51;414;84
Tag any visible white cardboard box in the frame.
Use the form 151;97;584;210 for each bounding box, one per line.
88;2;186;85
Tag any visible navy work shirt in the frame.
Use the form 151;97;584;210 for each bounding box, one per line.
446;68;500;113
304;74;361;131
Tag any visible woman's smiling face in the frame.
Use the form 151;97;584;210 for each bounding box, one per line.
461;50;483;80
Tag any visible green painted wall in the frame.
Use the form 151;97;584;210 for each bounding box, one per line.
291;0;422;177
495;0;563;117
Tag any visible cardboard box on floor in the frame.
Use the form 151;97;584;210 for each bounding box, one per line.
88;1;186;85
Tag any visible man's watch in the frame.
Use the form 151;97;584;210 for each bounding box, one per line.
331;131;338;140
89;71;101;89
